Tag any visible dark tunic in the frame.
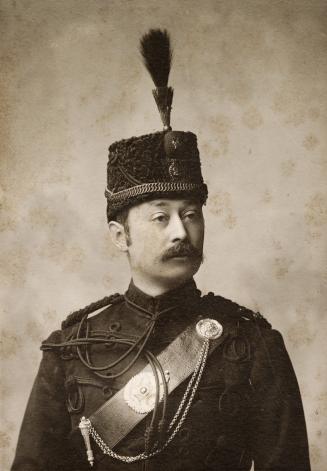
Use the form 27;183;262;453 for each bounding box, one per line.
11;280;311;471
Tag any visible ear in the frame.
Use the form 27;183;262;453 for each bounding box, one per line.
108;221;129;252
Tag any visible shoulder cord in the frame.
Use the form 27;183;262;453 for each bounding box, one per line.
143;350;169;451
44;297;172;454
75;299;177;380
42;297;177;381
61;293;123;329
75;314;154;379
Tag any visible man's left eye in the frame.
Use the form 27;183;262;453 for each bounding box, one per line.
183;211;197;220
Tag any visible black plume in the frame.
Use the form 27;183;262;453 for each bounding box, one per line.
140;29;172;88
140;29;174;129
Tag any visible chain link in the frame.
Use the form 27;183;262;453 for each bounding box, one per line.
87;339;209;463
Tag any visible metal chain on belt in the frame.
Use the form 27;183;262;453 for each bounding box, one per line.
85;338;209;464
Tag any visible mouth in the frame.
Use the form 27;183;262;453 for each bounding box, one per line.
168;253;194;261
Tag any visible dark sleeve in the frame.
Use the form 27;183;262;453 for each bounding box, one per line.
11;330;73;471
249;327;311;471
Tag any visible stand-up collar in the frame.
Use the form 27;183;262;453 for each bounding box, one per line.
124;279;201;317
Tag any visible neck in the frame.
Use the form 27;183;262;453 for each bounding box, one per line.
131;273;192;297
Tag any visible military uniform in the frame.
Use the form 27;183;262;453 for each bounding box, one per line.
12;30;310;470
12;280;310;470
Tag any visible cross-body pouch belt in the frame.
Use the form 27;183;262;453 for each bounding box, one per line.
87;319;227;449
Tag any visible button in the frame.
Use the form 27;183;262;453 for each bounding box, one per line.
104;333;116;350
102;386;113;399
109;321;121;332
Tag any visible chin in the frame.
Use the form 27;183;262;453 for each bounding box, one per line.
157;260;201;285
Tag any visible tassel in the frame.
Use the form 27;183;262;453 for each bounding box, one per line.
79;417;94;467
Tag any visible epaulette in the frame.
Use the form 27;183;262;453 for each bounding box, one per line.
203;292;272;329
251;310;272;329
61;293;124;329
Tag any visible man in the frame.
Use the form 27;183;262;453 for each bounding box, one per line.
12;29;310;471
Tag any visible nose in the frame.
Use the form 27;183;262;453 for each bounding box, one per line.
169;214;187;243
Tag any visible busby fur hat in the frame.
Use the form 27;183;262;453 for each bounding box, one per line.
105;29;208;221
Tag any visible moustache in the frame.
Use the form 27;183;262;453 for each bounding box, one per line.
161;241;203;262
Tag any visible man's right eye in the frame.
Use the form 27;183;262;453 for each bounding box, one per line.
152;213;168;223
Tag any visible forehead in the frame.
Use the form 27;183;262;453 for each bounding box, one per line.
140;198;201;211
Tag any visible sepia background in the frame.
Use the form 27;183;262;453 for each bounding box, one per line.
1;0;326;469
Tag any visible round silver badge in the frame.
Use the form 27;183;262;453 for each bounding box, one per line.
124;371;169;414
196;318;223;340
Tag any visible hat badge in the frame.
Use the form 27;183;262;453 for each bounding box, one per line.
171;137;180;149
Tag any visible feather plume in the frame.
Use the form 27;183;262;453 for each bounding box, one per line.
140;29;174;129
140;29;172;87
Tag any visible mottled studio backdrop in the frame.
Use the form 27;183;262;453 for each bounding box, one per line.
1;0;326;469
